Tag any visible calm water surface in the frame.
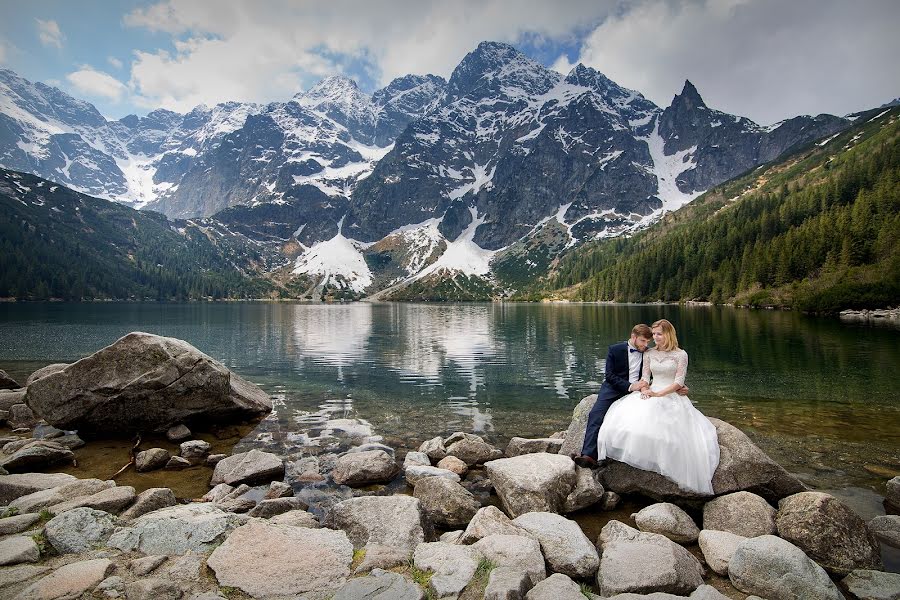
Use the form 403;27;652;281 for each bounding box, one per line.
1;302;898;498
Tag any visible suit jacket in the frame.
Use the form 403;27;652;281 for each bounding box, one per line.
597;341;641;404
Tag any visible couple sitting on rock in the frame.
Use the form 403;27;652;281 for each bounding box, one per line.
573;321;720;495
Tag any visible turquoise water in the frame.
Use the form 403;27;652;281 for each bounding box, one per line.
1;302;898;495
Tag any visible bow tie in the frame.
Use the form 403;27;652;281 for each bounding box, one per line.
629;348;641;353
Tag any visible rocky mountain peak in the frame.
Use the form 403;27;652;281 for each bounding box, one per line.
444;40;557;103
673;79;707;111
295;75;366;108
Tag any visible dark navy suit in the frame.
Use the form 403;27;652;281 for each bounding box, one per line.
580;341;642;459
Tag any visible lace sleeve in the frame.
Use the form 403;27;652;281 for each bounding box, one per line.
640;349;652;384
674;350;688;386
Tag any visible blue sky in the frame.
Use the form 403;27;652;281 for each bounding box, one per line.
2;1;898;124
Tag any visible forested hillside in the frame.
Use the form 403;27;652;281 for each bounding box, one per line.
532;107;900;313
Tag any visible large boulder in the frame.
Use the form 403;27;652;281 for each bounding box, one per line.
702;491;776;537
10;478;113;513
208;520;353;600
886;476;900;509
107;503;249;555
506;437;564;457
511;512;599;578
459;506;533;545
633;503;700;543
413;542;479;598
15;558;113;600
728;535;844;600
44;507;117;553
0;389;26;411
841;569;900;600
48;485;136;515
596;520;704;597
23;332;271;436
557;395;597;457
25;363;68;386
0;440;74;472
0;472;76;504
445;433;503;466
0;369;21;390
485;566;533;600
418;437;447;462
327;496;425;570
414;476;480;528
120;488;177;520
697;530;747;575
775;491;882;575
332;450;399;486
472;534;547;587
210;449;285;486
485;453;577;518
563;466;604;513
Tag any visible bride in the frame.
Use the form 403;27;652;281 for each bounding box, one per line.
597;319;720;495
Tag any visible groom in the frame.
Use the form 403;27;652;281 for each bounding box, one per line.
573;323;686;469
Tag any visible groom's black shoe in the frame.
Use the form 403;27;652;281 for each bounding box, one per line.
572;454;600;469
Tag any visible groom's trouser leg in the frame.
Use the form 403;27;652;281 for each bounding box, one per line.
580;396;616;459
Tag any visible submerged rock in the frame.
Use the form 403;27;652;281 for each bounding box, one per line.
24;332;271;436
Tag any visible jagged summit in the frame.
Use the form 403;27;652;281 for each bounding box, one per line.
673;80;706;111
444;40;557;103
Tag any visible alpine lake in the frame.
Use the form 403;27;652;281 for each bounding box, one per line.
1;301;898;572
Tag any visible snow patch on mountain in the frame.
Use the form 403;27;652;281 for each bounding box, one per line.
292;217;373;292
641;119;702;211
415;207;498;278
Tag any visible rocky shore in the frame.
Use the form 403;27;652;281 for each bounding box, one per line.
0;333;897;600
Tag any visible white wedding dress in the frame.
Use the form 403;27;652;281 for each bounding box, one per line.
597;348;720;494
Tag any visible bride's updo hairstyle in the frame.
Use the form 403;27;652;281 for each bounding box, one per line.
651;319;679;351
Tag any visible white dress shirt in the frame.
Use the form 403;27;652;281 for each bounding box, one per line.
626;340;643;387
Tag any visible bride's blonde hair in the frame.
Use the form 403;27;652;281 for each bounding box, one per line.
652;319;679;351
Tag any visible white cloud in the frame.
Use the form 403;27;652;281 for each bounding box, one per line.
551;54;576;76
66;66;129;102
570;0;900;124
108;56;123;69
36;19;65;49
0;40;7;65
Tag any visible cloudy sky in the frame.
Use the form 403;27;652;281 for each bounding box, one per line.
1;0;898;125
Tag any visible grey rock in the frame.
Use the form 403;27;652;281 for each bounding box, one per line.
331;449;398;486
167;424;192;442
697;529;746;575
472;534;546;587
0;536;39;565
347;442;395;457
413;541;479;598
25;363;68;386
563;466;604;513
180;440;211;463
49;484;136;515
484;453;576;518
124;578;182;600
506;437;564;457
414;476;480;527
328;495;424;570
31;424;64;439
525;573;583;600
248;497;306;518
440;530;463;543
206;453;226;467
633;502;700;543
485;566;532;600
0;565;52;595
419;437;447;462
0;369;21;390
869;514;900;548
207;520;353;599
108;503;249;555
202;483;234;503
333;568;424;600
0;512;41;535
165;456;191;470
776;491;882;575
269;509;321;528
841;569;900;600
45;507;117;553
460;506;533;545
599;490;621;511
405;465;461;486
512;512;598;578
120;487;177;520
689;585;731;600
9;404;38;429
95;575;125;599
557;395;598;457
210;449;284;486
23;332;271;436
16;558;113;600
264;480;293;499
728;535;844;600
165;551;205;580
445;434;503;466
403;451;431;469
286;456;323;483
53;433;85;449
436;455;468;476
135;448;171;472
0;440;74;472
130;555;168;576
703;491;775;537
10;477;113;513
887;476;900;509
0;389;26;411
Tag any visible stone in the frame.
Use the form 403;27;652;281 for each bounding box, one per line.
485;566;532;600
599;490;621;511
485;453;577;518
269;509;321;528
124;578;182;600
403;451;432;469
506;437;564;457
557;395;597;458
437;455;468;476
841;569;900;600
689;585;731;600
0;369;21;390
472;534;546;587
869;514;900;548
347;442;395;457
166;552;205;580
445;434;503;466
48;484;136;515
9;404;38;429
180;440;211;463
633;503;700;543
210;449;285;486
702;491;775;537
596;520;704;597
414;476;480;527
563;466;604;513
286;456;323;483
207;520;353;600
135;448;170;472
165;456;191;470
120;487;177;520
0;536;39;565
697;529;746;575
440;530;463;543
167;424;192;442
15;558;113;600
25;363;68;386
512;512;599;578
460;506;533;545
0;389;26;411
206;453;226;466
130;555;168;576
95;575;125;599
0;565;52;596
405;465;461;486
31;424;64;439
328;496;424;571
53;433;85;449
525;573;584;600
11;478;113;513
728;535;844;600
264;480;293;499
107;503;249;555
0;472;76;504
887;476;900;508
0;512;41;535
419;436;447;462
776;491;882;575
331;450;399;486
23;332;271;436
332;568;424;600
413;541;479;598
248;497;306;518
202;483;234;503
0;440;74;472
44;507;117;553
